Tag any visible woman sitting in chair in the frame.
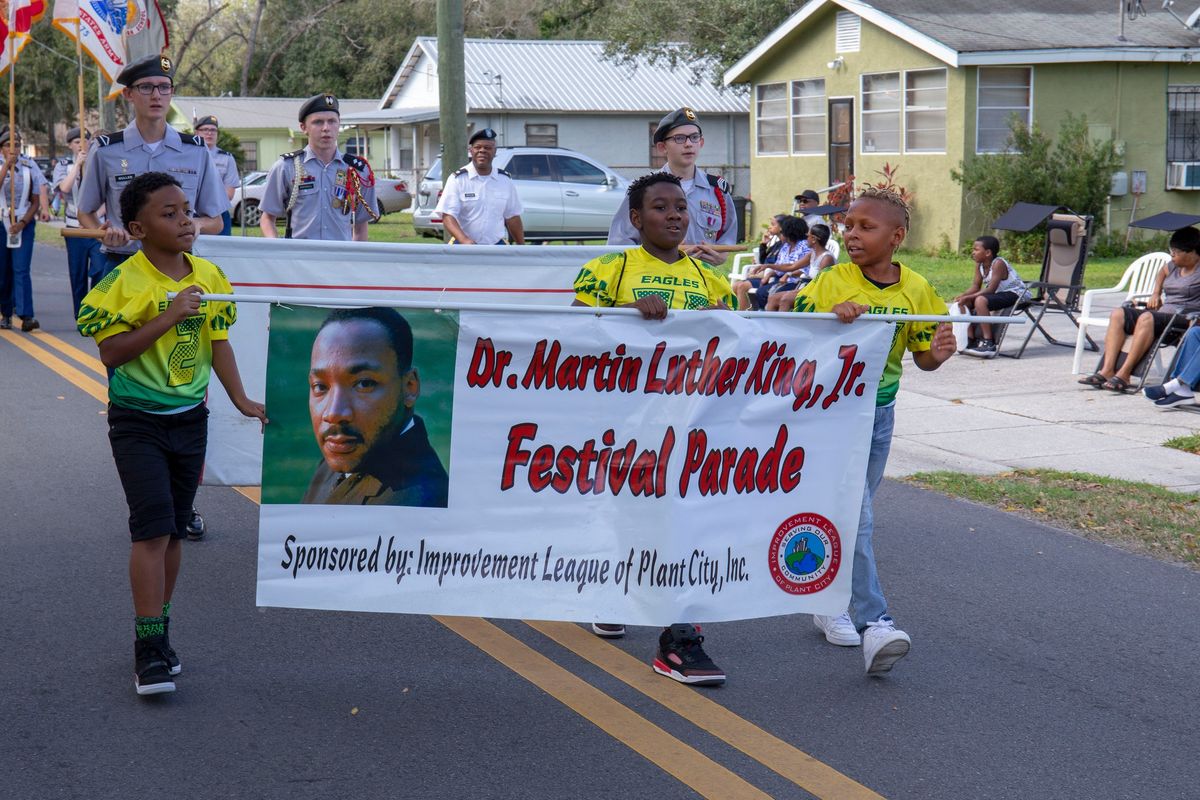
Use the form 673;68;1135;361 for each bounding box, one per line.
733;214;786;310
1079;226;1200;392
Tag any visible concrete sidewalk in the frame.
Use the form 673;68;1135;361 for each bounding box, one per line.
887;298;1200;492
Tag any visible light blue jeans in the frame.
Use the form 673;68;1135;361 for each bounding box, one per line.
850;403;894;630
1170;326;1200;389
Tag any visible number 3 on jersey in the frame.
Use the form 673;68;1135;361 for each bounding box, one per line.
167;315;204;387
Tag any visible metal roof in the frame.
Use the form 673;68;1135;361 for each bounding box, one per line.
171;96;379;130
386;38;746;114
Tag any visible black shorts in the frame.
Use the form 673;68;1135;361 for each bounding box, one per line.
1120;306;1187;341
107;403;208;542
980;291;1021;311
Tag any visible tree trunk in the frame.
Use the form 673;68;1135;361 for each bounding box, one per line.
240;0;267;97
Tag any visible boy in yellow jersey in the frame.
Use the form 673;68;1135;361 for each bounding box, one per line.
573;172;733;685
77;172;267;696
792;186;956;675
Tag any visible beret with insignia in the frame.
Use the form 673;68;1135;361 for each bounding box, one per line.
469;128;497;145
653;108;702;143
299;93;340;122
66;126;88;143
194;115;219;130
118;53;175;87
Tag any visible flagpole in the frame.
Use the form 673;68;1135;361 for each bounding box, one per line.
8;6;16;231
75;18;85;152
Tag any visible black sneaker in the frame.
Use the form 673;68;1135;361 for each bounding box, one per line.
162;617;181;676
0;316;10;330
186;507;205;540
591;623;626;638
134;636;176;696
19;316;39;332
652;623;726;686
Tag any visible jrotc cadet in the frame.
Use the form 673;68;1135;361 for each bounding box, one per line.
607;107;736;265
0;126;50;331
192;115;239;235
259;93;376;241
435;128;524;245
77;53;228;277
53;127;106;315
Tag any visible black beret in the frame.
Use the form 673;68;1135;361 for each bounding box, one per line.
469;128;497;144
653;108;702;143
0;127;14;146
299;93;339;122
193;116;219;130
118;54;175;87
66;126;87;142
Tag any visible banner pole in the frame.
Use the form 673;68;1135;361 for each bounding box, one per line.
8;19;16;229
75;19;85;150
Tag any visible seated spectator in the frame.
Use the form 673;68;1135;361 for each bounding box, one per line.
753;215;809;311
1142;323;1200;408
793;189;822;229
1079;226;1200;392
955;235;1031;358
733;214;785;310
766;223;836;312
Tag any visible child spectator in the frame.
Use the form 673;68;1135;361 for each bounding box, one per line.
573;171;733;686
792;186;956;675
955;235;1030;358
754;215;809;311
77;172;267;696
766;223;837;312
732;213;785;310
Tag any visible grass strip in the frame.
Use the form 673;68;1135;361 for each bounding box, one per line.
906;469;1199;568
1164;433;1200;455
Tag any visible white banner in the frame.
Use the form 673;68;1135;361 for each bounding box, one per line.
193;236;617;485
255;303;891;623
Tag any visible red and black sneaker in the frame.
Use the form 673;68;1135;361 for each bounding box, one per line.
652;623;726;686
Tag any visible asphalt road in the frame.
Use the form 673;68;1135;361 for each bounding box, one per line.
1;242;1197;799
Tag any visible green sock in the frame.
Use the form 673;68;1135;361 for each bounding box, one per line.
135;615;165;640
162;602;172;618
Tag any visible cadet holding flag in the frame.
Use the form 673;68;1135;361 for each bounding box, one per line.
259;93;377;241
192;116;238;235
54;126;105;315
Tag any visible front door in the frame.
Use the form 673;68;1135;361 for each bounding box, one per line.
829;98;854;187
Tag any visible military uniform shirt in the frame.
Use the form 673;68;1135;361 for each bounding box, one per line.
259;145;377;241
77;122;227;255
607;166;737;247
209;146;240;194
1;156;46;218
52;156;81;226
435;162;522;244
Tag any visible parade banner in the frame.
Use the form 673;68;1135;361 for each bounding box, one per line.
52;0;166;85
192;236;615;485
255;302;892;624
0;0;46;75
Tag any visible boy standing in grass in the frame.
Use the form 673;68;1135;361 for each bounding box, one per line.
792;186;956;675
77;172;267;696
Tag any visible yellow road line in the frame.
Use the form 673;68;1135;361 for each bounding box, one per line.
27;329;106;377
0;330;108;403
232;486;261;503
435;616;773;800
526;620;884;800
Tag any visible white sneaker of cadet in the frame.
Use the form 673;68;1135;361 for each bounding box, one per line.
862;618;910;676
812;612;861;646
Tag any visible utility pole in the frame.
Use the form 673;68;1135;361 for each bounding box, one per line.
437;0;466;184
97;63;116;131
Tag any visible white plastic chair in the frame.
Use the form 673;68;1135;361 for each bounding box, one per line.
728;250;757;281
826;237;840;263
1071;251;1170;374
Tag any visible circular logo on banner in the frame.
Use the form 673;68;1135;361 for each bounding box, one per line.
768;512;841;595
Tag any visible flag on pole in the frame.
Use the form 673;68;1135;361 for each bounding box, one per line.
51;0;167;86
0;1;48;75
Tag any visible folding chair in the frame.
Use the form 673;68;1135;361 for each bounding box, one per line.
999;213;1095;359
1093;310;1194;391
1072;252;1171;374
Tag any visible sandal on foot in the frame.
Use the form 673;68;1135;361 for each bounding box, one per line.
1102;376;1130;393
1077;372;1106;387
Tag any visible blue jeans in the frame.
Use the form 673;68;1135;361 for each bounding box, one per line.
0;221;36;319
1170;326;1200;388
65;235;106;317
850;403;894;630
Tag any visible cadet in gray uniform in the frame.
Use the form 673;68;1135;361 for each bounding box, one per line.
607;107;736;265
259;93;377;241
192;115;238;235
0;127;50;331
53;126;106;315
435;128;524;245
77;54;228;275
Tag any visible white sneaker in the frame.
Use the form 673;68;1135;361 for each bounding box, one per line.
812;611;861;646
862;618;911;675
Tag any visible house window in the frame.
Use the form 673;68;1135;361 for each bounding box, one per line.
240;140;258;172
343;137;369;157
835;11;860;53
399;148;414;170
649;122;666;168
755;82;789;155
525;123;557;147
977;67;1032;153
905;68;946;152
861;72;900;153
1167;86;1200;162
791;79;825;154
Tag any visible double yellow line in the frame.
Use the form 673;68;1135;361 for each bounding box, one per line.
4;327;883;800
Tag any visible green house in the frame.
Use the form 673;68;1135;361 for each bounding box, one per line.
724;0;1200;250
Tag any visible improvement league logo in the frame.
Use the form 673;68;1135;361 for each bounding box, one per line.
767;512;841;595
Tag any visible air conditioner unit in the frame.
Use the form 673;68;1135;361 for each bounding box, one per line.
1167;161;1200;190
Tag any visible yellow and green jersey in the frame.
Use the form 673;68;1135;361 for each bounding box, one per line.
77;251;236;412
793;261;947;406
573;246;735;310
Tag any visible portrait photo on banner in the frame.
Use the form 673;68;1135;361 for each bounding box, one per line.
261;305;457;507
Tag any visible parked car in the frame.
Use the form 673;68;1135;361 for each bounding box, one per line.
230;171;268;226
412;147;629;241
373;175;412;218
